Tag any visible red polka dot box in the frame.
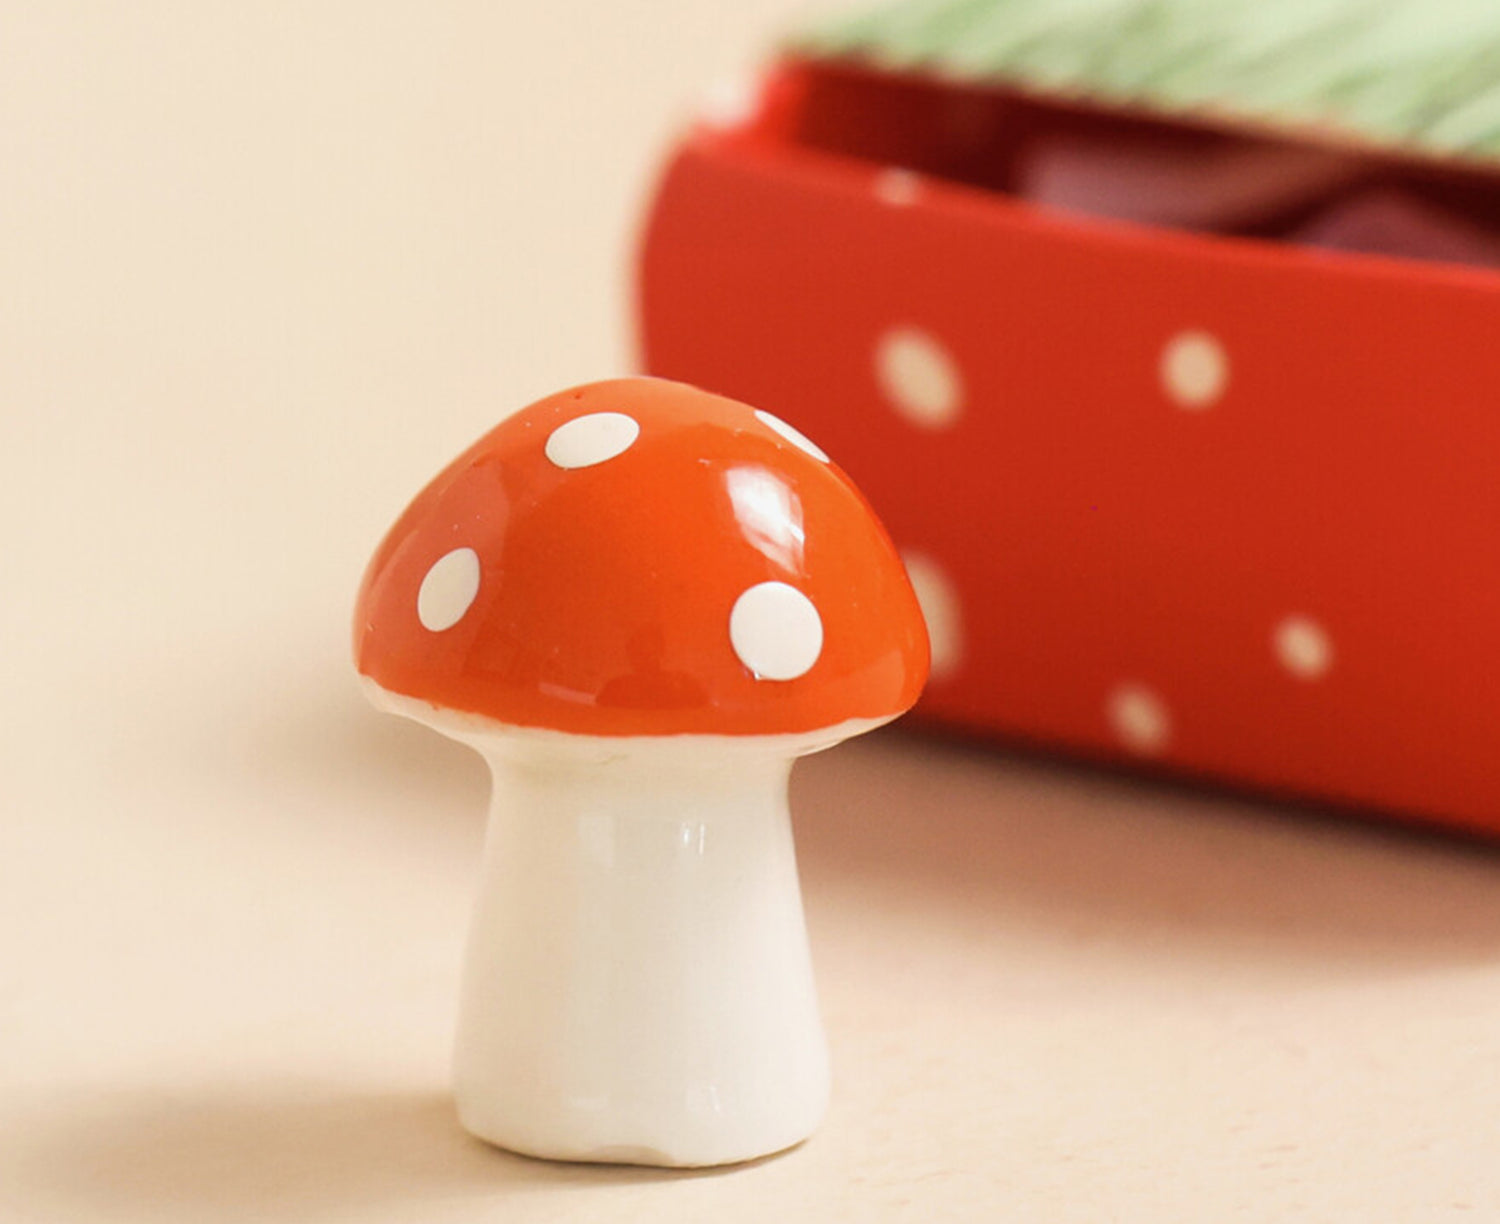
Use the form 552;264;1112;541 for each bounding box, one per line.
636;43;1500;836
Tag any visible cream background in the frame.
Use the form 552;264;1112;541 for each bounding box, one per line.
4;3;1500;1219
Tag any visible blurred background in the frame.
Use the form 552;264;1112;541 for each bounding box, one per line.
0;0;814;692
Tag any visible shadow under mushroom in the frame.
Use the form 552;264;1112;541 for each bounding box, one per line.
0;1082;769;1224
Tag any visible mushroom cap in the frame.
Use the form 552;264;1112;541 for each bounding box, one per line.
354;377;929;737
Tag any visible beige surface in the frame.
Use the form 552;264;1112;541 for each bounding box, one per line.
5;4;1500;1220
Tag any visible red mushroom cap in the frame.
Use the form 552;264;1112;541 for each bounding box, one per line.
354;377;929;737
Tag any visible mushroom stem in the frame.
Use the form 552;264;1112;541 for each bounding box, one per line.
452;734;832;1168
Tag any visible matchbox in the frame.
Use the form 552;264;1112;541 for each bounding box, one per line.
638;57;1500;834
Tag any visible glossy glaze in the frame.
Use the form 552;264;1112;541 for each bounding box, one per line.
353;377;929;737
354;377;930;1167
450;723;834;1167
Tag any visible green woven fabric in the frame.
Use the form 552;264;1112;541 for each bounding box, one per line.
792;0;1500;162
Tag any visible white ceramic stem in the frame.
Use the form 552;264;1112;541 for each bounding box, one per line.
451;738;831;1167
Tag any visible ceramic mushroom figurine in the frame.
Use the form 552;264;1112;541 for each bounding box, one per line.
353;377;928;1167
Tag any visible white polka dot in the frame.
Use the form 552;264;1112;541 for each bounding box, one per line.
874;167;922;206
1108;683;1171;756
698;72;761;130
1274;615;1333;680
755;409;830;463
901;550;962;680
729;581;823;681
545;413;640;469
1160;330;1228;409
418;547;481;632
875;326;963;429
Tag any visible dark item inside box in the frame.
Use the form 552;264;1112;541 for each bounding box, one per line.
780;60;1500;269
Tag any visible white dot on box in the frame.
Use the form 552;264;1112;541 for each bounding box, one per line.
755;409;830;463
418;547;481;632
729;581;823;681
1160;329;1228;409
1108;683;1171;755
1274;615;1333;679
545;412;640;469
900;550;962;680
875;326;963;429
874;168;923;206
699;73;761;130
